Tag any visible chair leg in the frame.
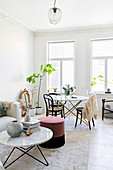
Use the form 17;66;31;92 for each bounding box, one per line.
80;111;82;124
92;117;95;126
61;110;63;118
55;112;57;116
63;107;65;115
88;121;91;130
63;114;65;119
75;112;78;127
46;111;48;116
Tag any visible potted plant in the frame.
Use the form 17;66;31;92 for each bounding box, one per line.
91;75;112;93
63;84;76;96
53;88;57;92
27;64;56;114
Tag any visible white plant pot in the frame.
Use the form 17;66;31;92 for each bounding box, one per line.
36;107;42;115
29;108;36;116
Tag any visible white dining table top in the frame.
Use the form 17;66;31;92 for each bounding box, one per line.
52;95;89;101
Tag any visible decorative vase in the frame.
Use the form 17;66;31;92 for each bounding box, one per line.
7;120;23;138
29;108;36;116
107;88;110;92
24;110;31;122
36;107;42;115
65;90;70;96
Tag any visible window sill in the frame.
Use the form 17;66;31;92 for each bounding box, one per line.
89;92;113;95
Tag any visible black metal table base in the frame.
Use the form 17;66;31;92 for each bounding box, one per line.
3;145;49;169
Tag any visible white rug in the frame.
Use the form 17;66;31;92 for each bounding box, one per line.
0;128;90;170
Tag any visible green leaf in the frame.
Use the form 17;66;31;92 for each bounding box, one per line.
70;87;73;91
63;87;66;90
52;68;56;71
98;75;104;78
105;80;108;84
48;69;52;75
26;76;32;83
40;65;43;72
42;68;47;73
33;73;36;77
46;64;52;68
93;78;96;80
35;74;40;78
91;81;96;86
32;78;35;84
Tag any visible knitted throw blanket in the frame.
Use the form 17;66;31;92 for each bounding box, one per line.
82;95;98;121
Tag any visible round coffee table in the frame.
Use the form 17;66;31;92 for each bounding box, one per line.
0;127;53;169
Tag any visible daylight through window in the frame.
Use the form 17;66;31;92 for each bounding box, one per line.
48;41;75;91
91;39;113;92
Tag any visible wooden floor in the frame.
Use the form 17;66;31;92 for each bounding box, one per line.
57;115;113;170
88;118;113;170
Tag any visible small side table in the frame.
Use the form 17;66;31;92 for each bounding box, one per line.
0;127;53;169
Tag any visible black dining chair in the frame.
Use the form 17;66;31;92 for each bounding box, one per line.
43;94;63;117
48;93;65;117
75;95;97;130
75;106;95;130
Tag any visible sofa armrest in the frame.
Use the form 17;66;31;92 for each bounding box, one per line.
6;102;21;121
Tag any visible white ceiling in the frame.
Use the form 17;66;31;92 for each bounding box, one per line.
0;0;113;32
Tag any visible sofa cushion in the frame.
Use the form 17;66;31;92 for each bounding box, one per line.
0;116;16;132
6;102;21;120
0;103;5;117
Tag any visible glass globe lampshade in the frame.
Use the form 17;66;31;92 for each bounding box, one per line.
48;7;62;24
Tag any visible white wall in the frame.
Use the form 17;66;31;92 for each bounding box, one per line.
0;18;34;100
34;27;113;115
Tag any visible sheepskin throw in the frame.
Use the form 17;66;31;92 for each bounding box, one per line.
0;101;13;112
82;95;98;121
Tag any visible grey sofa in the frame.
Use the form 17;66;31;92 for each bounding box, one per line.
0;102;21;132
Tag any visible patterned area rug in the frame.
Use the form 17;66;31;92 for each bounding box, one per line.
0;128;90;170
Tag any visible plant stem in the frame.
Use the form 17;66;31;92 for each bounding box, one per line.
38;76;42;107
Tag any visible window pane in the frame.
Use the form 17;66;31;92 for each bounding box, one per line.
48;61;60;91
92;40;113;57
107;59;113;91
49;42;74;59
62;60;74;87
92;59;105;91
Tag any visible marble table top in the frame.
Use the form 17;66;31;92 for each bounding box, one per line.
52;95;89;101
0;127;53;147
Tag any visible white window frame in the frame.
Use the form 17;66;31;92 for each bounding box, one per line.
47;40;75;92
91;38;113;92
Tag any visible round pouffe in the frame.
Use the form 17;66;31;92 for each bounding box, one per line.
39;116;65;148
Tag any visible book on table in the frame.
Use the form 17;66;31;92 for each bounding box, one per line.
21;119;40;129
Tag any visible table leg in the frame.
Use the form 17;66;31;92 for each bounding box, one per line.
57;100;88;126
3;145;49;169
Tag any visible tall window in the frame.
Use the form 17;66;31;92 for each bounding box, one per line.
91;39;113;92
48;41;75;91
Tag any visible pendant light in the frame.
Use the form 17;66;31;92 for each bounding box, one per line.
48;0;62;24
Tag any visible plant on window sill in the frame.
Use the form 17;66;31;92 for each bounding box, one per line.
91;75;113;92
